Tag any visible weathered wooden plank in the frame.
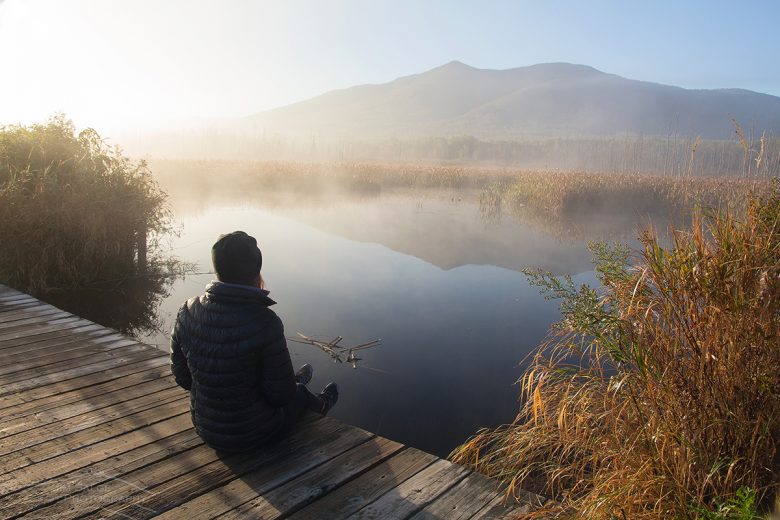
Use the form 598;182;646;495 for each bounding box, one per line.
97;419;349;519
0;374;177;438
0;306;67;326
409;471;502;520
0;315;84;338
0;323;106;351
0;355;169;408
0;296;52;308
288;447;439;520
0;411;194;496
0;300;40;314
218;436;404;520
0;293;36;304
0;301;65;316
0;316;93;343
0;385;184;458
0;314;81;336
343;459;470;520
0;287;536;519
469;491;540;519
0;341;157;386
0;287;29;296
0;396;189;472
0;347;162;396
46;418;356;519
153;419;366;520
0;302;69;325
0;364;171;421
0;292;34;300
0;418;199;517
0;294;35;304
0;337;137;377
0;329;124;363
0;285;19;296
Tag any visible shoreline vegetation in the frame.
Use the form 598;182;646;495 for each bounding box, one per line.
130;126;780;178
151;156;776;190
0;117;184;336
3;116;779;517
451;182;780;518
153;157;774;244
152;158;770;221
479;172;766;224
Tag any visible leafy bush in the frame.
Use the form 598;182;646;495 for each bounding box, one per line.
452;181;780;518
0;116;172;293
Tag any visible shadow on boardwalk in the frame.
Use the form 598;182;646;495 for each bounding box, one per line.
0;284;539;519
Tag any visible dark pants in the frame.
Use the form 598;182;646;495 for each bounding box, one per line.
276;383;325;439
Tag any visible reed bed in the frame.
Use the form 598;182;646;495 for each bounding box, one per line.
0;116;172;293
154;160;766;216
486;171;768;219
151;159;507;196
451;181;780;518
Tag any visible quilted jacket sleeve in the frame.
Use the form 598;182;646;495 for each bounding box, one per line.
170;308;192;391
259;315;297;407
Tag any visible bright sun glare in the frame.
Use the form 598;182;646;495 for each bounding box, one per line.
1;0;779;135
0;0;341;131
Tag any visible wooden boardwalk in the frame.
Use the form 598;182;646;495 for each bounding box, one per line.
0;285;541;519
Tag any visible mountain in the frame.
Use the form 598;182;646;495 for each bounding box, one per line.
243;61;780;140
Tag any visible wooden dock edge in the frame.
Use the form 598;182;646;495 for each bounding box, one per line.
0;284;543;519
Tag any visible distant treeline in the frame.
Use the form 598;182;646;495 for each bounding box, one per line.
125;129;779;177
348;134;780;177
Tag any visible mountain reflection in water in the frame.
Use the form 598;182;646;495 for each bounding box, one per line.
47;188;646;457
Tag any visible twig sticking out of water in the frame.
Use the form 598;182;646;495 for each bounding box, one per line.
288;332;383;371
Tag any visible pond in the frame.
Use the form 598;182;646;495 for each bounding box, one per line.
50;187;642;458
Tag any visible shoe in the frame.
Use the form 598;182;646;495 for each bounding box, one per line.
319;382;339;414
295;363;313;385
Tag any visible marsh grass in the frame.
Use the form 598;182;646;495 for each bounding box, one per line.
154;159;765;219
0;116;173;293
487;171;766;218
151;159;503;199
451;181;780;518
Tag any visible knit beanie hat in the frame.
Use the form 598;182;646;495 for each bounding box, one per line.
211;231;263;285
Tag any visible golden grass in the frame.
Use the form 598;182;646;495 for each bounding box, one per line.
0;116;172;293
150;159;506;197
451;182;780;518
493;171;767;217
153;160;767;214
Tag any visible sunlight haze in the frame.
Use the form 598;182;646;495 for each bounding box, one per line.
2;2;780;515
1;0;779;134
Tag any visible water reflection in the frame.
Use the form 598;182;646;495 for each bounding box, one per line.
132;193;606;457
40;186;648;458
43;270;174;338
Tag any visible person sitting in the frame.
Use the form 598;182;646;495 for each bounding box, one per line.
169;230;338;452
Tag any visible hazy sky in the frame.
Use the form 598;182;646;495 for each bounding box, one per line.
1;0;778;132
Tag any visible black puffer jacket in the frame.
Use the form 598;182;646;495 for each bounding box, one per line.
170;282;297;452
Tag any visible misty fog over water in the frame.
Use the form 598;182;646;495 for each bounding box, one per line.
4;2;779;515
122;186;625;457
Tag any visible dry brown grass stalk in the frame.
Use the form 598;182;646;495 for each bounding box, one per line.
0;116;173;293
452;182;780;518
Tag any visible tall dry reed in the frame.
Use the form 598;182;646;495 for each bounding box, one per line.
452;182;780;518
493;171;766;217
0;116;172;293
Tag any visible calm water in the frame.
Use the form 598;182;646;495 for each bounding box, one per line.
53;188;623;458
135;189;609;457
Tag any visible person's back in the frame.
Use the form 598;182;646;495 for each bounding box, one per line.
170;231;337;452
